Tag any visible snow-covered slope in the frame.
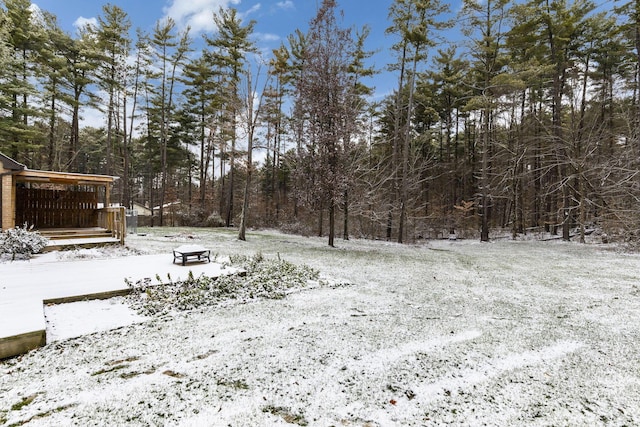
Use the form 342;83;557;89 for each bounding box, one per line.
1;228;639;426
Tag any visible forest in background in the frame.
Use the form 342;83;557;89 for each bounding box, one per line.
2;0;640;246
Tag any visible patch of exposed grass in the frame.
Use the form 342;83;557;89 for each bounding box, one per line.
120;367;156;379
91;364;127;376
106;356;140;365
262;405;308;426
162;370;186;378
217;378;249;390
189;349;219;362
10;394;37;411
6;403;77;427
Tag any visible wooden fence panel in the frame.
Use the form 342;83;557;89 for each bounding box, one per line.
16;188;98;228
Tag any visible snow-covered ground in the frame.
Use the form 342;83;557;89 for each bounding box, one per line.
44;297;149;343
1;227;640;426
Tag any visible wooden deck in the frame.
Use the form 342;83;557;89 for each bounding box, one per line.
0;255;232;359
39;228;122;251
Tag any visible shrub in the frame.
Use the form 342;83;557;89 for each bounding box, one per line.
203;212;226;227
0;224;49;260
126;253;322;316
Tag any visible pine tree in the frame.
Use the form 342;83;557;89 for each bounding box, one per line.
38;12;74;170
460;0;511;242
205;8;256;228
93;4;131;176
182;55;221;212
0;0;44;162
149;17;192;225
385;0;451;243
65;26;100;172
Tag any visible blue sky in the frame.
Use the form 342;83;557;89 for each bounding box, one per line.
31;0;424;99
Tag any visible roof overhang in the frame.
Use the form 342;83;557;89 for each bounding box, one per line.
15;169;119;186
1;152;117;185
0;153;26;171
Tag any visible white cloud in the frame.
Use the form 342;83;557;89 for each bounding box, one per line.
28;4;45;26
79;104;106;130
254;32;279;42
275;0;294;10
73;16;98;32
33;1;97;35
242;3;261;18
162;0;242;34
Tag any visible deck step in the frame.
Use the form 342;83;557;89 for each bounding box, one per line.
44;232;113;240
39;228;112;240
37;228;122;251
43;238;122;252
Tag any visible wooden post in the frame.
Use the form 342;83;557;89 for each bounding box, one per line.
105;184;111;207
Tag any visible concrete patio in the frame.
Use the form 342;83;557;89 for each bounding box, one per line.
0;252;228;359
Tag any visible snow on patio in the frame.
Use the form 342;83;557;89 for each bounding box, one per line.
44;297;148;342
1;227;640;426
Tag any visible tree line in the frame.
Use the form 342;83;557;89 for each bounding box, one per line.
2;0;640;246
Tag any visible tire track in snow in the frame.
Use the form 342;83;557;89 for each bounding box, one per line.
409;340;584;403
333;337;584;425
347;329;483;371
208;330;483;424
312;330;484;423
372;340;586;425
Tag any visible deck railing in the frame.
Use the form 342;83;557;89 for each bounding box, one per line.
97;206;126;244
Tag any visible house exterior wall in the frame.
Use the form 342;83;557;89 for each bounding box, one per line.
1;165;15;230
132;202;152;217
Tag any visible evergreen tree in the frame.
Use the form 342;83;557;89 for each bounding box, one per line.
182;55;221;213
38;12;73;170
385;0;451;243
65;26;100;172
1;0;43;162
93;4;131;176
149;17;191;225
205;8;256;227
460;0;511;241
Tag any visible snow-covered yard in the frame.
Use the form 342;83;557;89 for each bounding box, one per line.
1;227;640;426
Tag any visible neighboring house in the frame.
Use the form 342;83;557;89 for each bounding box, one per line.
0;152;125;245
153;201;183;226
132;202;152;217
153;200;182;212
128;202;153;228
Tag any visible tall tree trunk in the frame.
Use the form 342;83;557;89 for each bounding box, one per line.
389;42;408;242
329;199;335;247
159;66;167;226
239;74;256;241
635;0;640;149
48;90;56;170
199;109;211;210
70;93;81;171
219;149;225;220
122;94;129;208
398;46;420;244
343;189;349;240
106;55;116;176
480;115;490;242
226;136;235;227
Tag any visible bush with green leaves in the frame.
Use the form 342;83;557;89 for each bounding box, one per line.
126;253;322;316
0;225;49;260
